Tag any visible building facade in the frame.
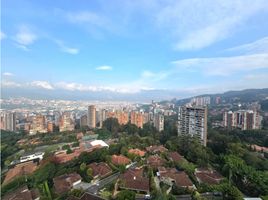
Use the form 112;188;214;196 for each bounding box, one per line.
178;106;207;146
59;112;75;132
130;111;144;128
154;113;164;132
0;112;16;132
87;105;96;129
223;110;262;130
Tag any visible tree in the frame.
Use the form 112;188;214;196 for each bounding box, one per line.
116;190;135;200
62;144;70;150
87;167;93;177
33;162;56;185
66;148;73;154
80;163;87;171
103;118;120;133
223;155;245;184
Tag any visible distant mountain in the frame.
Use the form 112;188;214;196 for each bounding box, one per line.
176;88;268;105
2;87;268;103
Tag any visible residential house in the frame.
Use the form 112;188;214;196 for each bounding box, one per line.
158;167;195;189
147;155;166;169
128;148;146;157
119;167;150;193
3;161;38;184
111;155;131;166
88;162;112;179
195;168;224;185
146;145;168;154
53;173;82;194
167;152;184;163
2;185;40;200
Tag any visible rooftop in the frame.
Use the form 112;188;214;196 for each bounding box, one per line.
195;168;224;185
88;162;112;178
146;145;168;153
168;151;183;162
128;148;146;157
2;185;40;200
147;155;166;168
53;173;82;194
159;167;194;188
119;168;149;192
111;155;131;166
3;161;38;184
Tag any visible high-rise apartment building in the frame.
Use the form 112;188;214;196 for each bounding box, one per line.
59;112;75;132
47;121;54;133
87;105;96;129
223;110;262;130
130;111;144;128
190;96;211;106
80;114;88;127
154;114;164;132
30;114;47;134
106;111;129;125
178;106;207;146
0;112;16;132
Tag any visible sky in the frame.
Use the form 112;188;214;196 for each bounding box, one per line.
1;0;268;101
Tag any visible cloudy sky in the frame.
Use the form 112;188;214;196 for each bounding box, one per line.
1;0;268;100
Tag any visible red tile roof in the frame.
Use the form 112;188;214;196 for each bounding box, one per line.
147;155;166;168
2;185;40;200
168;152;183;162
3;161;38;184
128;148;146;157
146;145;168;153
53;173;82;194
159;167;194;188
88;162;112;178
195;168;223;185
119;168;149;192
111;155;131;166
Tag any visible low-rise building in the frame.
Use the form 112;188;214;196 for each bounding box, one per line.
53;173;82;194
128;148;146;157
147;155;166;169
88;162;112;179
2;185;40;200
167;152;183;163
195;168;224;185
158;167;195;189
146;145;168;154
111;155;131;166
3;161;38;184
119;167;150;194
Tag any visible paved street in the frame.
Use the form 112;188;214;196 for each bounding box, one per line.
87;172;120;194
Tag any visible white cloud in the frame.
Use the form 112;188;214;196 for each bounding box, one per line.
14;25;37;46
172;53;268;76
14;43;30;51
31;81;54;90
67;11;105;26
227;36;268;54
141;70;169;81
1;31;6;40
3;72;14;76
96;65;113;71
155;0;268;51
55;40;79;54
2;80;21;88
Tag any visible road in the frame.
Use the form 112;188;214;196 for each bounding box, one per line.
87;172;120;194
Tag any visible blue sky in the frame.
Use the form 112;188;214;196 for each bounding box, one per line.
1;0;268;100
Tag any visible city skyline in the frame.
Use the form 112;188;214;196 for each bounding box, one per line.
2;0;268;101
